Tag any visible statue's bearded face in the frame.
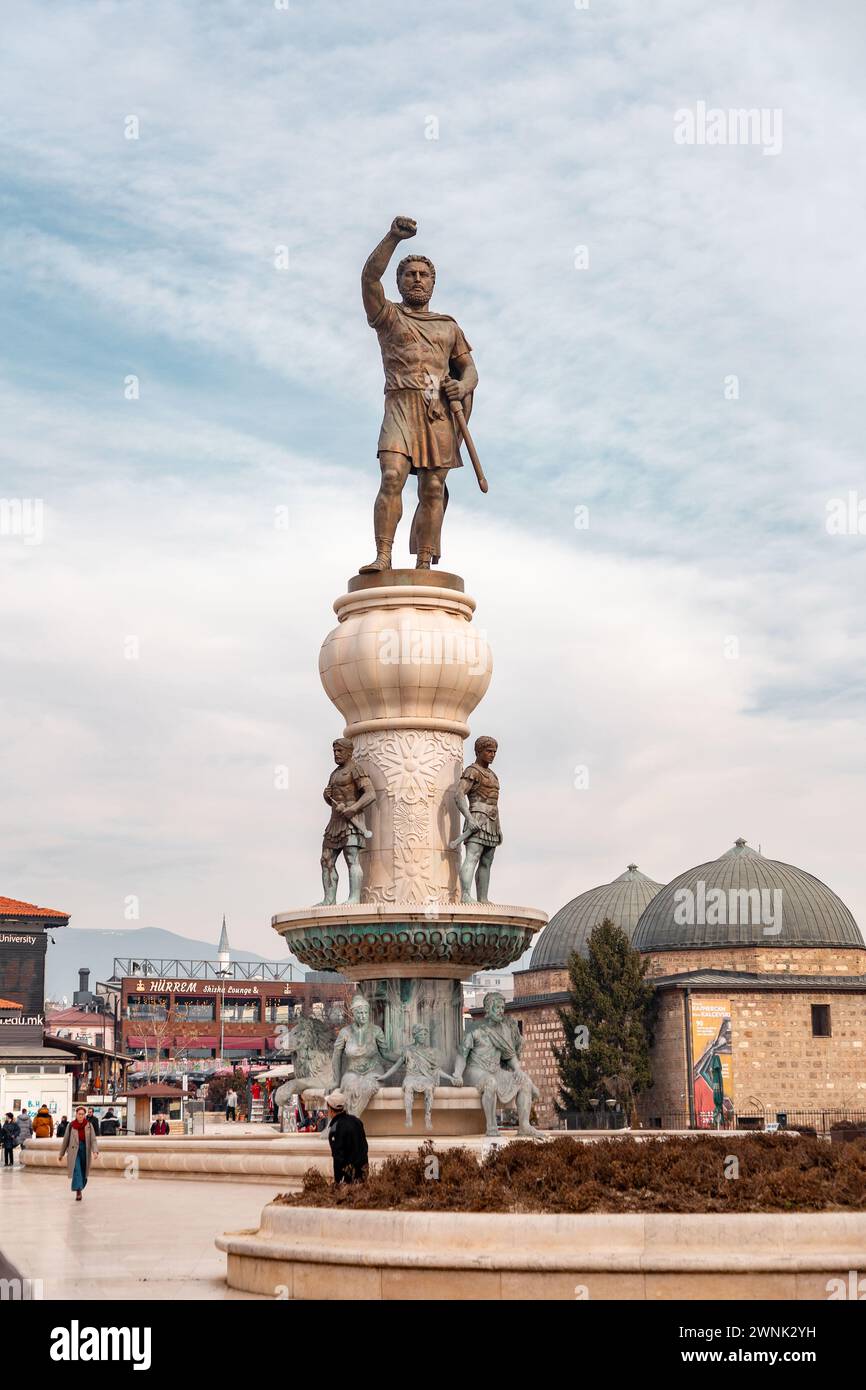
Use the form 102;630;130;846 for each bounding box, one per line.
485;993;505;1021
398;260;434;307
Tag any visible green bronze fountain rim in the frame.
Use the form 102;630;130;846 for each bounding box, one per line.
274;915;538;971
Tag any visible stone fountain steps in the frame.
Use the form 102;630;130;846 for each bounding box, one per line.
217;1204;866;1300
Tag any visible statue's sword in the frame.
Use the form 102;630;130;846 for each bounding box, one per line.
444;381;488;493
449;822;476;850
346;814;373;840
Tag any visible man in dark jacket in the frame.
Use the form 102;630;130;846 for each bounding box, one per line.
99;1109;119;1137
86;1107;100;1136
2;1114;20;1167
326;1092;368;1184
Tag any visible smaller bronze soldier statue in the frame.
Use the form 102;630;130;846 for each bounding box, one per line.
317;738;375;906
453;735;502;904
376;1023;459;1130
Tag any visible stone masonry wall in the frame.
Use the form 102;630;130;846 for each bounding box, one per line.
509;1000;565;1130
642;946;866;979
639;987;866;1123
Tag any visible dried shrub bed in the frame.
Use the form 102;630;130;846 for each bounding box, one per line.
277;1135;866;1214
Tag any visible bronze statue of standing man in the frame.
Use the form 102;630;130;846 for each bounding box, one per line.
359;216;480;573
318;738;375;906
454;735;502;903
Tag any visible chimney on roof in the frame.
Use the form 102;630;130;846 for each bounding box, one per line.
73;966;96;1010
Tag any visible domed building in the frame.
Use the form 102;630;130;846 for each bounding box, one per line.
506;865;663;1128
634;838;866;1128
504;840;866;1130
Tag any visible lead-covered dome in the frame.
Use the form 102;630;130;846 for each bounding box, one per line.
530;865;663;968
632;838;864;952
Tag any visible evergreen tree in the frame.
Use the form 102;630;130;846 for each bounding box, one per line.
554;918;657;1123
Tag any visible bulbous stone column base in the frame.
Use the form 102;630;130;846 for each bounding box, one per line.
318;572;492;906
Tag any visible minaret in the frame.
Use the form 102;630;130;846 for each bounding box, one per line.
217;914;230;974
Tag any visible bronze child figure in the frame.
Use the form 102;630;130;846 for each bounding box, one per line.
376;1023;459;1130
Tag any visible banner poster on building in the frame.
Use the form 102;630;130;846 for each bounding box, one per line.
690;996;734;1128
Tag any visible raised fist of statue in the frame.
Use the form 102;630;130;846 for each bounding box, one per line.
390;216;417;240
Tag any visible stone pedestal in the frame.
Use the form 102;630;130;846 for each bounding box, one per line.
273;569;547;1136
318;571;491;906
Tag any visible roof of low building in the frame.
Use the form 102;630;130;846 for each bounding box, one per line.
0;1044;79;1062
0;895;69;922
46;1007;111;1026
651;967;866;991
529;864;664;968
117;1084;184;1098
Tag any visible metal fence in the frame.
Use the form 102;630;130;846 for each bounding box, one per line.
635;1109;866;1135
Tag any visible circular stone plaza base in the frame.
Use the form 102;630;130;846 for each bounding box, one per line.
216;1205;866;1302
21;1115;506;1186
22;1125;790;1187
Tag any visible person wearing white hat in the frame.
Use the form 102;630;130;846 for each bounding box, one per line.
326;1091;368;1184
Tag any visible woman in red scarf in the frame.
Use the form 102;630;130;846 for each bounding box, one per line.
58;1105;99;1201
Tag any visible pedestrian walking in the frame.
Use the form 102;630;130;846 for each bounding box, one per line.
150;1117;169;1135
58;1105;99;1202
17;1110;33;1149
32;1105;54;1139
56;1115;68;1139
225;1087;238;1122
2;1113;20;1167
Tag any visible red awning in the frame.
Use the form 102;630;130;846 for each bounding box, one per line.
126;1036;266;1052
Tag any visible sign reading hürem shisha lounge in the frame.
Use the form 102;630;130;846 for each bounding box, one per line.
130;978;297;996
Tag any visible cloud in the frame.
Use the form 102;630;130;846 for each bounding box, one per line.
1;0;864;953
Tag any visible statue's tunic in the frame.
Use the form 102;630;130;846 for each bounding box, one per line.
459;762;502;847
402;1046;441;1087
322;759;373;850
460;1019;528;1105
368;300;472;473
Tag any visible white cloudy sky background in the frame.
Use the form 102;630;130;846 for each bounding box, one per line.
2;0;864;958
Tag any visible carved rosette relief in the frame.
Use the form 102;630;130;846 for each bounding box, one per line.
353;729;463;906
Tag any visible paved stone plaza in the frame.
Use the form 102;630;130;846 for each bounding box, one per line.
0;1165;274;1300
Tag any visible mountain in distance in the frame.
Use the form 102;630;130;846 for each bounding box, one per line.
44;926;303;1001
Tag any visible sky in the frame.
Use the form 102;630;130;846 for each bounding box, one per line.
2;0;864;961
